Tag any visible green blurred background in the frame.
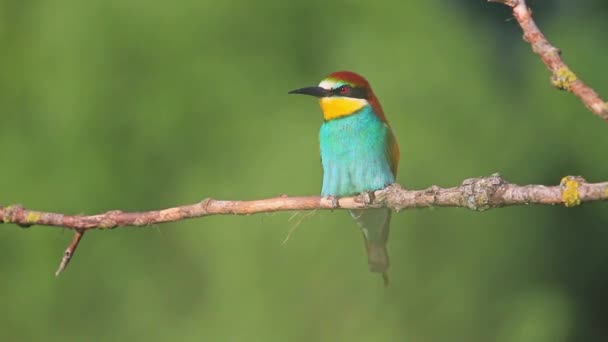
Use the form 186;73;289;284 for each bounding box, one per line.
1;0;607;341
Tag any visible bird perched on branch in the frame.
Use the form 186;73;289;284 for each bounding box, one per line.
289;71;400;286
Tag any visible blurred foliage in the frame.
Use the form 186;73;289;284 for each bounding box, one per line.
1;0;607;341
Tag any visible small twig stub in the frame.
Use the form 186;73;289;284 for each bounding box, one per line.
55;230;85;276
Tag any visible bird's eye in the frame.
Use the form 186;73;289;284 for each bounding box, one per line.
338;85;350;95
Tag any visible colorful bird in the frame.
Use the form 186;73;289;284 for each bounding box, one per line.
289;71;400;285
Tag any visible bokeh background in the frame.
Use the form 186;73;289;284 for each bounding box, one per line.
1;0;607;341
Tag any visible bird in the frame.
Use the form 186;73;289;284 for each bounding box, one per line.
289;71;400;285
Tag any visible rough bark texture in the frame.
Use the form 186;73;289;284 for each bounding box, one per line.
2;174;606;231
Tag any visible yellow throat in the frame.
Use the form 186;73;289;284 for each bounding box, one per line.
319;97;368;121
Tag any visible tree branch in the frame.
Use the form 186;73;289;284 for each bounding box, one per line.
489;0;608;122
2;175;607;232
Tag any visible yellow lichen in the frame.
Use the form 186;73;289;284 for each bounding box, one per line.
560;176;581;207
2;205;13;223
25;211;41;224
551;67;577;91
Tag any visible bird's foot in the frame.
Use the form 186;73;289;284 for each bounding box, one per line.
360;191;376;205
324;196;340;209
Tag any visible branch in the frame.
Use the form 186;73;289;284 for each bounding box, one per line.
2;175;607;231
489;0;608;122
2;174;607;274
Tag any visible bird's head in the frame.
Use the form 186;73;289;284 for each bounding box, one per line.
289;71;386;122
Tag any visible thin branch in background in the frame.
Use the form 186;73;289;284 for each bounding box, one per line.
489;0;608;122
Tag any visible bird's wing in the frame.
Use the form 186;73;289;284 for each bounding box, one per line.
385;126;400;177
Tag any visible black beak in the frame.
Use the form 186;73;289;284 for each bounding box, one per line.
288;86;329;97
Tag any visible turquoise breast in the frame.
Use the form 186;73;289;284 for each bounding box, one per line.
319;106;395;197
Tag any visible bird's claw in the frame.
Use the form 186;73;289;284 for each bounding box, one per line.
361;191;375;205
324;196;340;209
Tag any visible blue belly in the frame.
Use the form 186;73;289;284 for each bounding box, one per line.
319;107;395;196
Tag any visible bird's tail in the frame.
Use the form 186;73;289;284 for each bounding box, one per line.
365;239;390;286
349;208;391;286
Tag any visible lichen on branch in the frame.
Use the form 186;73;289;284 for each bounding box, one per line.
489;0;608;122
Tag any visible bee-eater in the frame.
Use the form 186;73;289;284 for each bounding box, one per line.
289;71;399;285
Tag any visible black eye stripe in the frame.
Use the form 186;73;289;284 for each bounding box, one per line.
330;85;367;99
331;85;349;96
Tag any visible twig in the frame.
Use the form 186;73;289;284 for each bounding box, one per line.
489;0;608;122
55;230;85;276
1;174;606;232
